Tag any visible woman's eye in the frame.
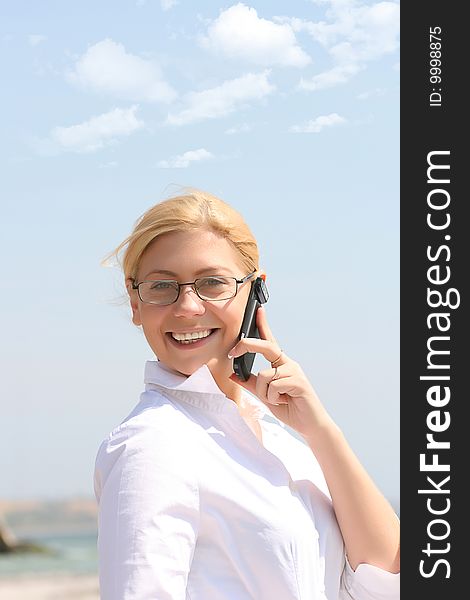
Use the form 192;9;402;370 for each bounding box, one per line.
150;281;172;289
204;278;226;286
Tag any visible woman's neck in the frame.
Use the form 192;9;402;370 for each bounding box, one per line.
208;360;243;406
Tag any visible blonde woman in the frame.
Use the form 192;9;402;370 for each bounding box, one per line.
94;189;400;599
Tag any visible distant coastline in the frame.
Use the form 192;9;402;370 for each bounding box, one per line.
0;497;98;538
1;499;98;584
0;494;399;537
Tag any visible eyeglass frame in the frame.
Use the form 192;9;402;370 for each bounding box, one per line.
131;269;258;305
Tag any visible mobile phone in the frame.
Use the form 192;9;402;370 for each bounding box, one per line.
233;276;269;381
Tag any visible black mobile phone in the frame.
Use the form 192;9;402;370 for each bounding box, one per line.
233;276;269;381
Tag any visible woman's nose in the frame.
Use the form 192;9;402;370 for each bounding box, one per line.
172;285;206;316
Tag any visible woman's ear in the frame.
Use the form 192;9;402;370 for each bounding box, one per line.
126;278;142;327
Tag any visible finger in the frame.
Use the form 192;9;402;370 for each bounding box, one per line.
256;306;277;344
229;373;287;407
250;365;291;406
229;366;286;406
266;378;291;405
228;337;285;365
254;366;279;404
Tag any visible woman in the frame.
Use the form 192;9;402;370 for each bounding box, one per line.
94;188;400;599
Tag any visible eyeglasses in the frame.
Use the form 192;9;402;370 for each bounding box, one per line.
131;269;257;306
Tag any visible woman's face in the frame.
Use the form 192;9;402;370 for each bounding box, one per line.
128;229;257;378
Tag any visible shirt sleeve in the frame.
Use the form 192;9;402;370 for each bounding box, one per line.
339;555;400;600
93;417;200;600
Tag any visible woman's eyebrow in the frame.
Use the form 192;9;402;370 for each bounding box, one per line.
143;266;231;279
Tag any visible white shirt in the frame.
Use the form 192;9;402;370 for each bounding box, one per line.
94;360;399;599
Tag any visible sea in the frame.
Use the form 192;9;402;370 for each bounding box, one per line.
0;530;98;578
0;497;399;581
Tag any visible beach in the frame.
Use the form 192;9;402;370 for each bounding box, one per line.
0;573;99;599
0;498;99;599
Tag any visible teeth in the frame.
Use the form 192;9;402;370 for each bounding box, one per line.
171;329;213;342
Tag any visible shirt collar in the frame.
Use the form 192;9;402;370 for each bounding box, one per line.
144;359;268;418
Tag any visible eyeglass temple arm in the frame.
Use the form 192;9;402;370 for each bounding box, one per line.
237;269;258;284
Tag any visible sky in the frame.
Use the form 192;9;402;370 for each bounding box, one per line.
0;0;400;505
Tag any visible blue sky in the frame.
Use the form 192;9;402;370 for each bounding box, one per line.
0;0;400;504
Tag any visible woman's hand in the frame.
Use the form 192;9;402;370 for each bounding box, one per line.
229;307;401;574
228;306;334;442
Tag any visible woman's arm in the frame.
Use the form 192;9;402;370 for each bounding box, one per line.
303;417;400;572
94;416;200;599
228;306;399;574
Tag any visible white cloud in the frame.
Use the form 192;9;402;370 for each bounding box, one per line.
299;63;361;90
161;0;178;10
67;38;176;103
225;123;252;135
300;0;399;57
277;1;399;90
28;34;47;46
356;87;386;100
49;106;144;153
166;71;275;126
157;148;214;168
99;161;118;168
290;112;346;133
200;3;310;68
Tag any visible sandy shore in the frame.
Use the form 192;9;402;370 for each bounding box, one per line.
0;573;99;599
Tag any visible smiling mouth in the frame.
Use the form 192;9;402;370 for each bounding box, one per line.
167;328;218;345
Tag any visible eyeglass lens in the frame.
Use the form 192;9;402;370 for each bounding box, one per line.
139;276;237;304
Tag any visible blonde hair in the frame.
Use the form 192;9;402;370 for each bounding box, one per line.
101;187;260;294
